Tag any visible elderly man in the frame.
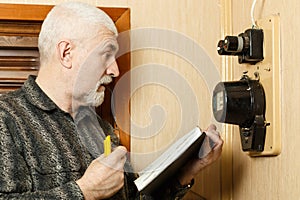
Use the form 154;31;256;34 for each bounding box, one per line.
0;2;223;200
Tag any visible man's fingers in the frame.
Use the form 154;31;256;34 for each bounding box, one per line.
205;130;220;140
96;146;127;170
111;146;127;160
204;124;223;150
207;124;217;131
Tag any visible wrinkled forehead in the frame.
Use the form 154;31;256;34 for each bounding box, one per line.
88;30;119;54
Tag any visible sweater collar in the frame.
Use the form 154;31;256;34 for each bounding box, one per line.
22;75;57;111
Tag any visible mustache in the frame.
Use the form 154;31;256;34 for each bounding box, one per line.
100;75;113;84
96;75;113;89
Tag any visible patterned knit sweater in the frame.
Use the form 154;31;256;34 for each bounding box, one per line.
0;76;190;200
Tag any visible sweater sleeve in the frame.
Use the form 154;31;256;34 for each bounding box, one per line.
0;181;84;200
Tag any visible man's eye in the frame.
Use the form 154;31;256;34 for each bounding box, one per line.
104;52;112;59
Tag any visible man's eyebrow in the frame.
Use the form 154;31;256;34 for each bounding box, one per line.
106;43;118;52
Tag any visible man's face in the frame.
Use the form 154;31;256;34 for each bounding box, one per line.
72;28;119;109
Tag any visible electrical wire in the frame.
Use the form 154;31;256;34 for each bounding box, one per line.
251;0;258;28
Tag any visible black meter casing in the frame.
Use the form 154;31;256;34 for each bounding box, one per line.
217;29;264;65
212;75;268;152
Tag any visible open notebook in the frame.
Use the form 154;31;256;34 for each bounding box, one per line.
134;127;206;195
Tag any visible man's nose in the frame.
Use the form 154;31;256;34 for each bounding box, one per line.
106;60;119;77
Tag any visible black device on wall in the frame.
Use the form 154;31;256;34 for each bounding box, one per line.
217;28;264;65
214;27;269;152
212;74;269;152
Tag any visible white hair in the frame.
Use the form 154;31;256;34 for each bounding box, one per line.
38;1;118;65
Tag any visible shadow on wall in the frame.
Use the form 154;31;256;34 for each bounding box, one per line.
184;190;206;200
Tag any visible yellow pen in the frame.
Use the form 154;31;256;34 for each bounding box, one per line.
104;135;111;156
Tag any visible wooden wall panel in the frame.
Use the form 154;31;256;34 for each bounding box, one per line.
229;0;300;199
127;1;222;199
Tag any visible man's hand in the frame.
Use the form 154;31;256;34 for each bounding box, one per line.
76;146;127;200
177;124;223;185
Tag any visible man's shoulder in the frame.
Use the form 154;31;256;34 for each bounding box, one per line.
0;89;25;111
0;88;23;100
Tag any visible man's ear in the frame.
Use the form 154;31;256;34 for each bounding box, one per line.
57;40;72;69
